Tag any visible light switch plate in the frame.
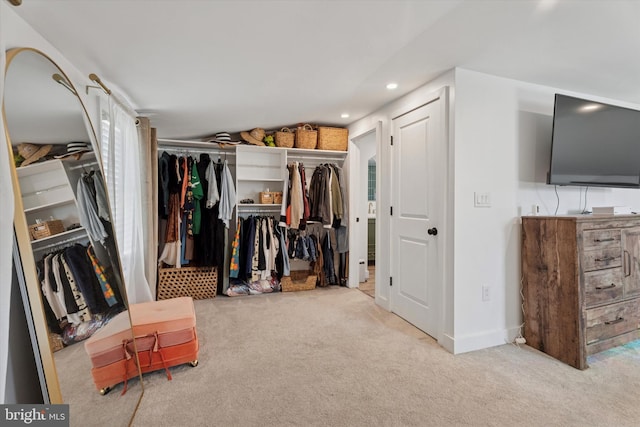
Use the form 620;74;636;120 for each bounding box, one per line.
474;192;491;207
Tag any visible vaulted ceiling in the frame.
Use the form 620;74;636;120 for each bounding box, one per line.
9;0;640;139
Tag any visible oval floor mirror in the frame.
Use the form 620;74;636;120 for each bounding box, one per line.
3;47;143;425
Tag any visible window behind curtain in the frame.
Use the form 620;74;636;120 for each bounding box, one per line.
368;158;376;201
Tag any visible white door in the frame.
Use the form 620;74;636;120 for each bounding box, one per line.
391;96;445;339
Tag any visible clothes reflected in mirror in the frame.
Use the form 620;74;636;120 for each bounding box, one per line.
38;167;125;350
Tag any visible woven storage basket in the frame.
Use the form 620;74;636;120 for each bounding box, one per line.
317;127;348;151
157;266;217;299
281;270;317;292
275;127;295;148
49;333;64;352
29;220;65;240
295;124;317;149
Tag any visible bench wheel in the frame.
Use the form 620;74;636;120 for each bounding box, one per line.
99;386;111;396
189;360;199;367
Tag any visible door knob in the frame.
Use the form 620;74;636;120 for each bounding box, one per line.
427;227;438;236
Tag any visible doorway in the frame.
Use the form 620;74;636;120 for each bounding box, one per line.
351;130;377;298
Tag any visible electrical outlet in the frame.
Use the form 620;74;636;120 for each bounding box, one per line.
482;285;490;302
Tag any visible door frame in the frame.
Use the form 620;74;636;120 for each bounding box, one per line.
389;86;451;345
348;122;383;297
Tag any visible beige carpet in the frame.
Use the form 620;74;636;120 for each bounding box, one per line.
59;286;640;426
358;266;375;298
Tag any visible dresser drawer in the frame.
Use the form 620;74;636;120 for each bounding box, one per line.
581;247;622;271
585;298;640;345
584;268;624;307
582;229;621;250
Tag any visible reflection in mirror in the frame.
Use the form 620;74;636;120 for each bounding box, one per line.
3;48;142;424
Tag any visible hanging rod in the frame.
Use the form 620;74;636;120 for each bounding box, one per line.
238;208;281;214
88;73;111;95
159;146;237;157
67;160;99;171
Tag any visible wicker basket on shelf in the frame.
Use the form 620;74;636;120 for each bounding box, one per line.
317;127;348;151
29;220;65;240
281;270;317;292
275;127;295;148
157;265;217;299
295;124;317;149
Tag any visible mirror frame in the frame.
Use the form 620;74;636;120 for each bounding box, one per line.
2;47;144;409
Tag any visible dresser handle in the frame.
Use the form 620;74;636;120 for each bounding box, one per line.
594;238;615;242
624;250;631;277
605;317;624;326
594;256;616;262
595;283;616;290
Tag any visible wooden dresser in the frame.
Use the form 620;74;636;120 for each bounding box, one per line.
521;214;640;369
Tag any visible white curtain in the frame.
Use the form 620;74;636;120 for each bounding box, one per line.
100;95;152;304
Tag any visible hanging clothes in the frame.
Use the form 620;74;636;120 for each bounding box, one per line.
299;163;310;229
190;160;204;235
322;232;336;285
218;159;236;228
41;254;66;320
308;165;331;225
289;162;304;229
92;171;111;222
205;158;220;208
279;168;290;228
60;254;91;323
158;151;171;218
87;245;118;307
158;193;182;267
77;172;108;243
229;218;241;278
194;157;226;268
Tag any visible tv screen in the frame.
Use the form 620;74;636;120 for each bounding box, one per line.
548;94;640;188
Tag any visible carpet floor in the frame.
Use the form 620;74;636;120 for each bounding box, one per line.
58;286;640;426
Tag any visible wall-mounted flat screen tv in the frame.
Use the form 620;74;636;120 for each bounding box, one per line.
548;94;640;188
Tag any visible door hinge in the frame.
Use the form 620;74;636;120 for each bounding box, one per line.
390;206;393;216
390;135;394;146
389;277;393;287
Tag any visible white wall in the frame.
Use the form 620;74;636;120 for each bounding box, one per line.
349;66;640;355
349;70;456;335
0;3;102;402
452;68;640;353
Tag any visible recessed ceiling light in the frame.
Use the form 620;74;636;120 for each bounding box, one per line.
341;113;350;119
579;104;602;112
386;82;398;90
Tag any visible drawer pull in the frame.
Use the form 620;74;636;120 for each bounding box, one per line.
604;317;624;326
595;283;616;290
594;256;617;262
624;250;631;277
594;238;615;243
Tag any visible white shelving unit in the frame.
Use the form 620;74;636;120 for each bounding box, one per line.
16;154;101;255
17;159;82;245
234;144;348;220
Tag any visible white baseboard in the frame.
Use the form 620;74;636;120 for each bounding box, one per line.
444;326;521;354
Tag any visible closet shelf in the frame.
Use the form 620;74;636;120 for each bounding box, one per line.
158;138;237;152
24;198;76;213
31;226;87;247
